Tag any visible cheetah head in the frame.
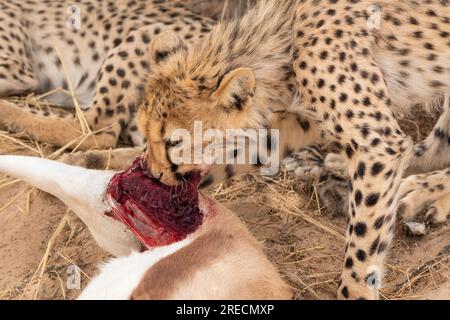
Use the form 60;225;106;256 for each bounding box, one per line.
139;32;262;185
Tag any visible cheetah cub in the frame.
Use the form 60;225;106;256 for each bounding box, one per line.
136;0;450;300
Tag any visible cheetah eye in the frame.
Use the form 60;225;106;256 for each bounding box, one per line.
169;139;183;148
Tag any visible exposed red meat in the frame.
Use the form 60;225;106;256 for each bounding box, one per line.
106;159;204;248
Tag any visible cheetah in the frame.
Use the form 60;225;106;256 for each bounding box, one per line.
0;0;218;148
0;0;319;186
0;0;312;168
134;0;450;300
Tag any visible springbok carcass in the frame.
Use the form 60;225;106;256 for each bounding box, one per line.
0;155;291;300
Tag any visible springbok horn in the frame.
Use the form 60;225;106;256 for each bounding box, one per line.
0;155;141;257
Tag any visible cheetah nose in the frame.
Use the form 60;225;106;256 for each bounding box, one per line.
143;158;164;180
151;170;164;181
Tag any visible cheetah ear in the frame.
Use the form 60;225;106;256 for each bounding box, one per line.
213;68;255;112
148;31;187;65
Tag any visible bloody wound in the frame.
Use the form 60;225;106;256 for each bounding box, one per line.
107;159;204;248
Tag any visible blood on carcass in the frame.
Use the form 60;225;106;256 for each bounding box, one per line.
107;158;204;248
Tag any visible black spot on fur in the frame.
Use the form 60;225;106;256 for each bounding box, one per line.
356;250;367;262
365;193;380;207
354;222;367;237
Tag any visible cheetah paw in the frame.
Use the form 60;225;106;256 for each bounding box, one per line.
282;146;324;182
403;221;427;237
398;174;450;235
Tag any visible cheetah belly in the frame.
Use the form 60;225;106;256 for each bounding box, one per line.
374;46;450;115
29;33;104;109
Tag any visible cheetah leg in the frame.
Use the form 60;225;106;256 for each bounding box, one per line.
0;26;164;150
407;95;450;175
59;147;144;171
0;98;121;150
398;169;450;225
284;97;450;227
294;25;413;299
287;95;450;219
286;145;450;226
